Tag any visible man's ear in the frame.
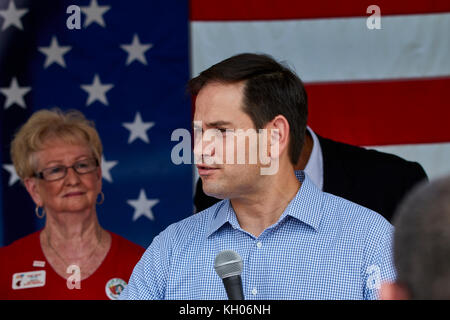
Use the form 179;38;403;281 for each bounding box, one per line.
380;281;411;300
266;115;290;159
24;177;43;207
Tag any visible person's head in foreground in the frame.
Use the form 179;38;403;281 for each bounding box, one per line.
381;175;450;300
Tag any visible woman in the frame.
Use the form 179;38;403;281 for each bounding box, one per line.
0;109;145;300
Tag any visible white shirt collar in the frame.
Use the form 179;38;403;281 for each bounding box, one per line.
303;126;324;190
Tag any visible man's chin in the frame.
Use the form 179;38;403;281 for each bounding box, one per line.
203;189;227;200
202;181;227;200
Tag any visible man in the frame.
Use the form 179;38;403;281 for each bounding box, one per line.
120;53;395;300
380;175;450;300
195;128;428;222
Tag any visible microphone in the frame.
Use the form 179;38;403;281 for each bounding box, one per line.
214;250;245;300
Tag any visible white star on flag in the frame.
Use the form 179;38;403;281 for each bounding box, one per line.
2;164;20;186
38;36;72;68
101;155;118;183
0;77;31;109
122;111;155;143
120;34;153;66
127;189;159;221
81;74;114;106
80;0;110;28
0;0;28;31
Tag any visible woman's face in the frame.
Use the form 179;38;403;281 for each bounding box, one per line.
25;139;102;215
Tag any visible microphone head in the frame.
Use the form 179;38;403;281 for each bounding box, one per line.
214;250;243;279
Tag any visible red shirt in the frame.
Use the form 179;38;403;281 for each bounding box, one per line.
0;230;145;300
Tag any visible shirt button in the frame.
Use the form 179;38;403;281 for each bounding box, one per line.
256;241;262;248
251;288;258;295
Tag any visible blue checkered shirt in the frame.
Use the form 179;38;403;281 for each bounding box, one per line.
120;171;396;300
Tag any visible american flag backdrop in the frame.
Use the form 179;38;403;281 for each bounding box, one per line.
1;0;450;248
0;0;192;248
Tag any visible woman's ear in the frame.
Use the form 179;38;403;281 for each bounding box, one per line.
96;163;102;180
24;177;43;207
96;165;103;193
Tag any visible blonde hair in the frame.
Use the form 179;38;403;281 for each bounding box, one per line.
11;108;103;181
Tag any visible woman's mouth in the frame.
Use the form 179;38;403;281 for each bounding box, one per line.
64;191;85;197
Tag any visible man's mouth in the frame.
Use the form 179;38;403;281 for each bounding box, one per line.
196;165;220;176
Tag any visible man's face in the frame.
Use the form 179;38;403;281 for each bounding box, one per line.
193;81;264;200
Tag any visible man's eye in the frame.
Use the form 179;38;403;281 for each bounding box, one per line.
221;129;236;136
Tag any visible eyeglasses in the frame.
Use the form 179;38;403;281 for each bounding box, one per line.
35;158;99;181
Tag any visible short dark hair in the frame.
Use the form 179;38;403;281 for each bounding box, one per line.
188;53;308;165
393;175;450;299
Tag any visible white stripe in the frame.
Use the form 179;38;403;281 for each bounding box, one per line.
368;142;450;181
191;13;450;82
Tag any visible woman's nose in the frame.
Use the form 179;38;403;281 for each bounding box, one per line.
64;167;81;185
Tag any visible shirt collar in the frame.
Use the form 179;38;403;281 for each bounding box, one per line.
304;126;324;190
289;171;324;231
206;171;324;237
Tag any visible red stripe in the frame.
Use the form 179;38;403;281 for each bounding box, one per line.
306;77;450;146
191;0;450;21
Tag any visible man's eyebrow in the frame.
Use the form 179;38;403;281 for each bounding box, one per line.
206;121;233;127
192;121;233;129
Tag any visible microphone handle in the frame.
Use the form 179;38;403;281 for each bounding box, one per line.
223;275;244;300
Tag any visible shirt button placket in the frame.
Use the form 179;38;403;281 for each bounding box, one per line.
250;240;262;297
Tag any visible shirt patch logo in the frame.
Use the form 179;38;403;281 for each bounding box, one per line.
12;270;46;290
105;278;127;300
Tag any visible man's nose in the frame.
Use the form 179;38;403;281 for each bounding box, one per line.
193;131;216;163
